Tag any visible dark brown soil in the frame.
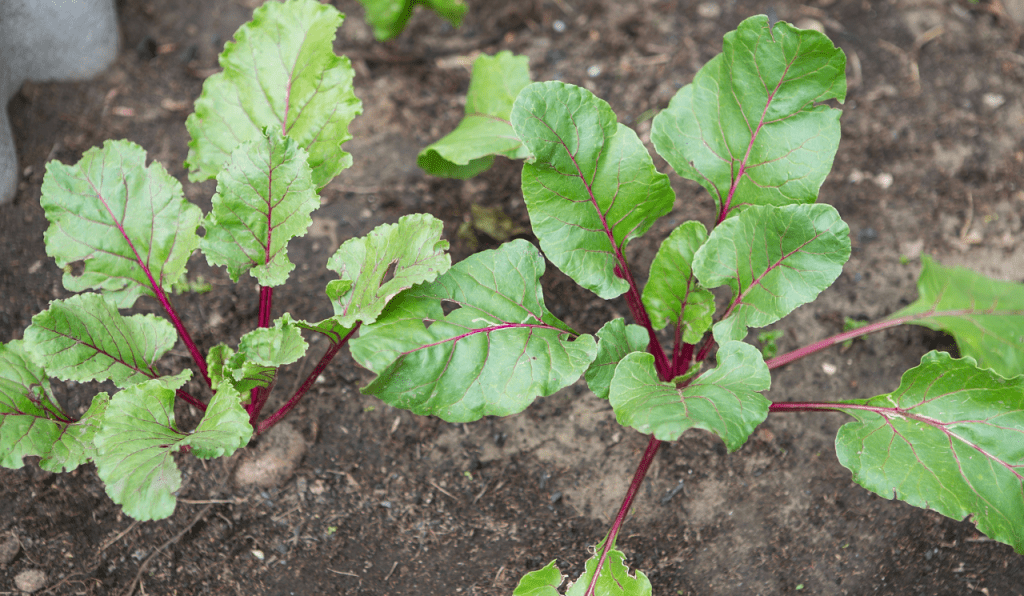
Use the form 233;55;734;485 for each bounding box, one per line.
2;0;1023;595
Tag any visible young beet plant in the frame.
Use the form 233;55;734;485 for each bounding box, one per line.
415;15;1024;594
0;0;454;521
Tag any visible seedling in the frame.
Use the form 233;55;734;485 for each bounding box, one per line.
416;15;1024;594
0;0;453;521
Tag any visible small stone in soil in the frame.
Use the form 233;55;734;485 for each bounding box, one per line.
0;533;19;565
14;569;47;593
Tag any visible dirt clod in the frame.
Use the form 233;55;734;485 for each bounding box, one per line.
234;421;307;489
13;569;46;593
0;534;18;566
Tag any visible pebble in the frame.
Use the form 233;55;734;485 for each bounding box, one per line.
697;2;721;19
235;421;307;489
14;569;47;593
0;534;19;565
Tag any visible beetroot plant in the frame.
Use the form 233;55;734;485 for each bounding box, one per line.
416;15;1024;594
0;2;1021;593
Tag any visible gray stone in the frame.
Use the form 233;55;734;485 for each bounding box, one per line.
14;568;46;593
0;0;119;203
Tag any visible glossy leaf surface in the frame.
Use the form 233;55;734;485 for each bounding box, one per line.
651;15;845;214
610;341;770;451
40;140;201;308
418;51;532;178
641;221;714;343
186;0;361;189
351;239;597;422
892;256;1024;378
200;129;318;286
511;81;674;299
693;204;850;343
835;351;1024;553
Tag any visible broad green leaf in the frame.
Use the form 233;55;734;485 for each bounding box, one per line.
641;221;715;343
693;204;850;343
835;351;1024;553
93;372;193;521
891;255;1024;378
565;548;652;596
585;319;649;400
40;393;109;473
185;0;362;189
418;51;532;178
512;548;653;596
511;81;675;299
513;561;564;596
200;129;318;286
351;239;598;422
610;341;770;451
94;371;251;521
326;214;451;327
24;293;177;388
357;0;467;41
651;15;845;213
0;341;63;468
293;317;355;345
40;140;201;308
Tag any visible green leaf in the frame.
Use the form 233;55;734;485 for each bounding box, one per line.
185;0;361;189
351;239;598;422
94;371;251;521
513;561;565;596
565;548;652;596
326;214;451;327
585;319;649;400
207;314;308;394
40;393;109;473
512;548;653;596
92;372;193;521
200;129;318;286
651;15;845;214
293;317;356;345
24;293;177;388
641;221;715;343
890;255;1024;378
693;204;850;343
610;341;770;451
357;0;467;41
511;81;675;299
0;341;63;468
835;351;1024;554
40;140;201;308
418;51;532;178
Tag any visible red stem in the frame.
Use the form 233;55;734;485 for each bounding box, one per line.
247;286;275;420
765;312;935;370
176;389;207;412
585;435;662;596
256;323;359;435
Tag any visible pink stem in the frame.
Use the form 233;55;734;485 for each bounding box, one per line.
176;389;207;412
256;324;359;435
765;312;928;370
585;435;662;596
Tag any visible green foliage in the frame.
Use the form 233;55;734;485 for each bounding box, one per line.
892;255;1024;378
358;0;467;41
418;51;532;178
641;221;714;343
836;351;1024;553
512;545;653;596
186;0;361;189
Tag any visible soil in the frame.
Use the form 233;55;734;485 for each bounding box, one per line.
2;0;1023;594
